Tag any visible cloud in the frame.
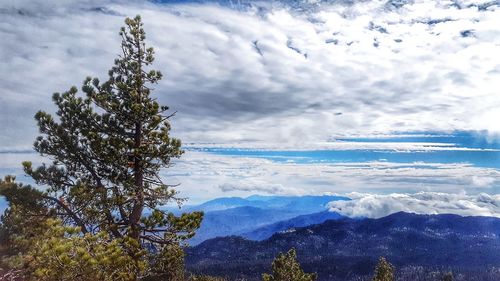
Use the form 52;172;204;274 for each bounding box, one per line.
328;192;500;218
187;140;499;150
1;148;499;204
218;181;298;194
160;150;500;202
0;0;499;150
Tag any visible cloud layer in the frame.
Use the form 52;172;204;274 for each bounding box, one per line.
0;0;499;149
2;149;499;203
328;192;500;218
169;150;500;202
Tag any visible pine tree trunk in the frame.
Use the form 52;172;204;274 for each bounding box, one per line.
130;121;144;240
130;34;145;241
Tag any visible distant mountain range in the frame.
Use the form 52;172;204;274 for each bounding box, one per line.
186;212;500;281
241;210;344;241
189;206;303;245
174;195;349;245
184;195;349;213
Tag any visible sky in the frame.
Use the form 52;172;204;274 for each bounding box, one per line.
0;0;499;217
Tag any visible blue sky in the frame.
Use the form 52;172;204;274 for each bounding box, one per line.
192;134;500;168
0;0;499;216
180;130;500;194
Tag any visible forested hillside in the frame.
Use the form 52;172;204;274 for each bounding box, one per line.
186;212;500;281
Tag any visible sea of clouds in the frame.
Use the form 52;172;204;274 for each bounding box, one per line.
2;150;499;204
328;191;500;218
168;150;500;203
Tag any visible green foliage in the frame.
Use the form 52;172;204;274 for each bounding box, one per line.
0;15;203;280
145;243;185;281
20;219;146;281
372;257;394;281
0;177;51;258
262;248;317;281
22;14;203;241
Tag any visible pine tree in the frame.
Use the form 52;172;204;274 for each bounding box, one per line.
262;248;317;281
0;15;202;280
372;257;394;281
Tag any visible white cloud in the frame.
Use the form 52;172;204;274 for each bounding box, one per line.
218;181;301;194
0;0;499;149
1;149;499;204
186;141;498;150
328;192;500;218
159;151;500;203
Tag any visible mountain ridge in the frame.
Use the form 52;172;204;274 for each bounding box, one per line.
180;195;349;245
186;211;500;281
240;210;344;240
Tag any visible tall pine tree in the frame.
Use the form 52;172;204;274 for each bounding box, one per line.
1;15;202;280
372;257;395;281
262;248;317;281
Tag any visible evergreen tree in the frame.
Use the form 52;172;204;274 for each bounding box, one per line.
372;257;394;281
262;248;317;281
0;15;202;280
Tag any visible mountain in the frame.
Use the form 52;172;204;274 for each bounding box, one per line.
191;197;256;212
186;212;500;281
187;195;349;213
241;210;344;241
186;195;349;245
189;206;303;245
184;195;350;244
